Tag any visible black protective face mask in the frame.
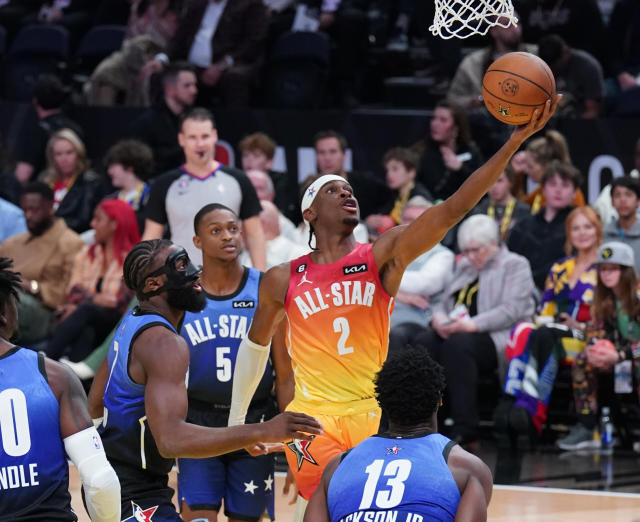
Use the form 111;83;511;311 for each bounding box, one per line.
141;248;204;311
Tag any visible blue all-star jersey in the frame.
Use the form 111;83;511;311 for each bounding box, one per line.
328;432;461;522
181;267;273;416
99;309;177;478
0;347;75;520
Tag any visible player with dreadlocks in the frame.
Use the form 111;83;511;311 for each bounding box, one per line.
0;257;121;521
305;347;493;521
88;239;322;521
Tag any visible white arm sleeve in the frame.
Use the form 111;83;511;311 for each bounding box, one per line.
228;336;271;426
64;427;121;522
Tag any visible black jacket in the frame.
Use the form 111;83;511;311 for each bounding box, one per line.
56;170;105;233
507;206;574;290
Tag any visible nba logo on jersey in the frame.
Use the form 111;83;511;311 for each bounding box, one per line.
91;434;101;450
124;501;158;522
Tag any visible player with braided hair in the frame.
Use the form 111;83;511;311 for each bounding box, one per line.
0;257;121;521
305;347;492;521
89;239;322;521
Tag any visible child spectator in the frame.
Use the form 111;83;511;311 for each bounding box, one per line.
508;160;582;289
471;165;530;241
603;176;640;273
104;139;154;234
365;147;433;237
497;207;602;445
45;199;140;362
42;128;105;233
513;130;584;213
557;241;640;451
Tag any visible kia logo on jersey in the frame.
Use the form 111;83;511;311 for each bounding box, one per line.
343;263;367;275
233;300;255;308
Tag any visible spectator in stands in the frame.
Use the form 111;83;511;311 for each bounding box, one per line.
0;183;85;344
606;0;640;116
84;35;164;107
129;61;198;175
471;165;530;241
13;74;83;184
513;130;584;213
142;108;266;268
254;200;307;268
448;15;536;111
419;214;535;445
538;34;605;119
557;241;640;452
46;199;140;361
240;132;298;223
514;0;606;65
388;196;454;352
593;138;640;226
508;161;581;289
412;99;484;202
365;147;433;237
41;128;105;234
169;0;270;106
125;0;181;49
603;177;640;274
0;132;21;205
497;207;601;446
246;169;297;241
103;139;153;234
313;130;392;219
24;0;94;46
0;197;26;242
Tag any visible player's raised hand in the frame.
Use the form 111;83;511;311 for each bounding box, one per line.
260;411;323;443
512;94;563;143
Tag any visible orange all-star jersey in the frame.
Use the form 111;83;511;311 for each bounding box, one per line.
284;242;394;416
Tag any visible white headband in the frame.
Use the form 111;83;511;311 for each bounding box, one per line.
300;174;347;222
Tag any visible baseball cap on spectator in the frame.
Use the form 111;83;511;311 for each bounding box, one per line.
598;241;635;267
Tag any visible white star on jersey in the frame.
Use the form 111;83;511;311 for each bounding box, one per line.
244;480;258;494
264;475;273;491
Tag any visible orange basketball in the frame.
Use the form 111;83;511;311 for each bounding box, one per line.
482;52;556;125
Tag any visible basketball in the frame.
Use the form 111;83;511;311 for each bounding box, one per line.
482;52;556;125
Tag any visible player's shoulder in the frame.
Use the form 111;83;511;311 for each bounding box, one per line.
42;356;83;401
447;443;492;485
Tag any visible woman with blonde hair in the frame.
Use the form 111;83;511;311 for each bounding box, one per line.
42;128;105;232
496;206;602;446
512;129;585;213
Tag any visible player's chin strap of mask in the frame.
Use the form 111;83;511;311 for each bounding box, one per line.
64;427;121;522
140;247;201;299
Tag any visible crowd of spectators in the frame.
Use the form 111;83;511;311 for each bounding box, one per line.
0;0;638;111
2;0;640;458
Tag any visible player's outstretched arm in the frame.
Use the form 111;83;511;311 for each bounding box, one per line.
229;264;289;425
304;454;342;522
272;319;295;411
136;325;321;459
45;358;121;522
448;446;493;522
373;96;561;291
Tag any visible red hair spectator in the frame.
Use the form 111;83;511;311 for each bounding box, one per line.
45;199;140;362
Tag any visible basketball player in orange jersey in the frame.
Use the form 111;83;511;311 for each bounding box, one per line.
229;96;560;518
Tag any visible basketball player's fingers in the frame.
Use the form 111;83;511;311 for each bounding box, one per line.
263;442;285;453
245;443;268;456
287;412;324;430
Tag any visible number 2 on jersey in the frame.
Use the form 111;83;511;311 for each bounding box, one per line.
333;317;354;355
359;459;412;509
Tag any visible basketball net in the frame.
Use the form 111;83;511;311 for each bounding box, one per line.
430;0;518;39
